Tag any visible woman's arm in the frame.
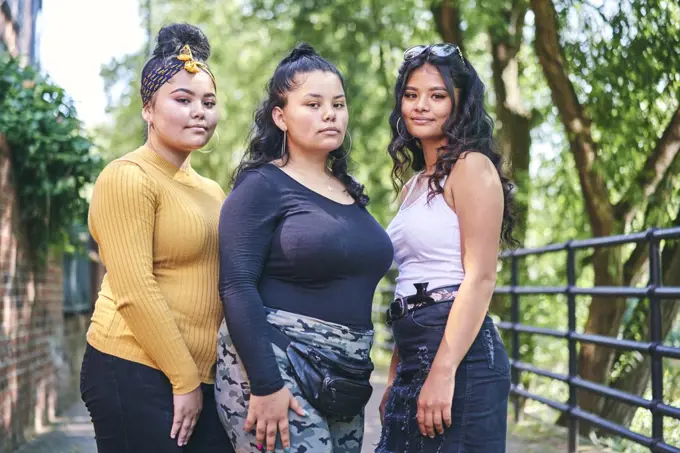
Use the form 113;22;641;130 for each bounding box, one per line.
386;345;400;383
379;344;400;424
432;151;503;374
416;152;504;437
218;170;285;396
89;162;200;394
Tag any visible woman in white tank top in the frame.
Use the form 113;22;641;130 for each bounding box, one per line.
376;44;518;453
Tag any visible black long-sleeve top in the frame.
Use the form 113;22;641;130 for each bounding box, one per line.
218;164;394;396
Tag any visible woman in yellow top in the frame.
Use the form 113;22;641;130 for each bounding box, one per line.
80;24;234;453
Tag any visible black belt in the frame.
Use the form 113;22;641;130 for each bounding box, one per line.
386;282;460;325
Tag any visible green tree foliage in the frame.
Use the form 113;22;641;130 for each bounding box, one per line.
0;56;101;265
557;0;680;227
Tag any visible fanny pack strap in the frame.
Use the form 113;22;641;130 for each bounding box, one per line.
268;322;292;352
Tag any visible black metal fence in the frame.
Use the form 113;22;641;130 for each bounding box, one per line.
373;226;680;453
496;226;680;452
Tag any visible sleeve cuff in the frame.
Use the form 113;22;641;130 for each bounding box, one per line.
171;373;202;395
250;378;286;397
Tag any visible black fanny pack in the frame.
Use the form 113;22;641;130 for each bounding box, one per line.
268;323;374;418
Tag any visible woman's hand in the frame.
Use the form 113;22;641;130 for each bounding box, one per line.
416;367;456;438
171;385;203;446
379;384;393;424
244;386;306;452
380;345;400;425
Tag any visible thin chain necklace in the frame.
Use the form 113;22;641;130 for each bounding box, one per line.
288;165;337;192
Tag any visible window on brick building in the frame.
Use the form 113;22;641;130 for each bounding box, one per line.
16;0;23;28
63;224;93;313
30;0;41;65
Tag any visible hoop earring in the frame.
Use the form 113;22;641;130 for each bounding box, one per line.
333;130;352;160
396;118;412;140
198;130;219;154
281;130;287;157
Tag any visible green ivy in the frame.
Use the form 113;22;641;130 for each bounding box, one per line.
0;55;102;266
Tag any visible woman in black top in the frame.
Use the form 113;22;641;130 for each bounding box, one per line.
215;44;393;453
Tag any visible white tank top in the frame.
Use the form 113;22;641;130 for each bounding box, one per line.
386;175;465;298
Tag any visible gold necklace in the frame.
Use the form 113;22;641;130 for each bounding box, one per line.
325;177;335;192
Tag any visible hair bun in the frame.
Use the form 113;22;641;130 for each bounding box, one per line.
282;43;318;64
152;23;211;61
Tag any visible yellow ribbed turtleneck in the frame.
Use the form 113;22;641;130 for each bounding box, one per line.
87;146;225;394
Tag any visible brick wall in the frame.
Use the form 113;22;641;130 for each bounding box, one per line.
0;9;17;55
0;136;90;453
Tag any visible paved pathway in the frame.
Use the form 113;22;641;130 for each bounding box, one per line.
14;402;95;453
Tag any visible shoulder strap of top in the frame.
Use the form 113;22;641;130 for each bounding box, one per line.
402;173;421;206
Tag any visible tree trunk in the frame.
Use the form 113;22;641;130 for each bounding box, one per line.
489;8;530;243
614;107;680;225
530;0;633;432
531;0;614;237
573;251;626;424
431;0;464;49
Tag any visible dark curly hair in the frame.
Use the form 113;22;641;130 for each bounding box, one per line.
233;43;369;206
388;47;517;247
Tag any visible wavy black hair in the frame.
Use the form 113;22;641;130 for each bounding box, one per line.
233;43;369;206
388;47;517;247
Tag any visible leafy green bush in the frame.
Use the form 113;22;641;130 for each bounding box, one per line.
0;55;102;266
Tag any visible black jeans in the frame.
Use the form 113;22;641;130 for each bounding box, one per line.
80;343;234;453
377;301;511;453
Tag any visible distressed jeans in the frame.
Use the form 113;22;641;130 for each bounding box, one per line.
376;301;511;453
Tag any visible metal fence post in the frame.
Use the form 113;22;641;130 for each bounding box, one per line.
566;242;579;453
511;253;520;423
648;230;663;445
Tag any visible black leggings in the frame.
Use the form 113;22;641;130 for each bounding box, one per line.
80;343;234;453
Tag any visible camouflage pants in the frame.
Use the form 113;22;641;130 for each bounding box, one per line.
215;308;374;453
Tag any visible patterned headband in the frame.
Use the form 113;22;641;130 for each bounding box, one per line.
141;44;216;106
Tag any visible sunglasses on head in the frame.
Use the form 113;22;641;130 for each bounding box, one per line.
403;43;465;63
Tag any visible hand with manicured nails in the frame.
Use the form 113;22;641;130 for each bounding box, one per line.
171;386;203;446
244;386;306;452
416;367;455;438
